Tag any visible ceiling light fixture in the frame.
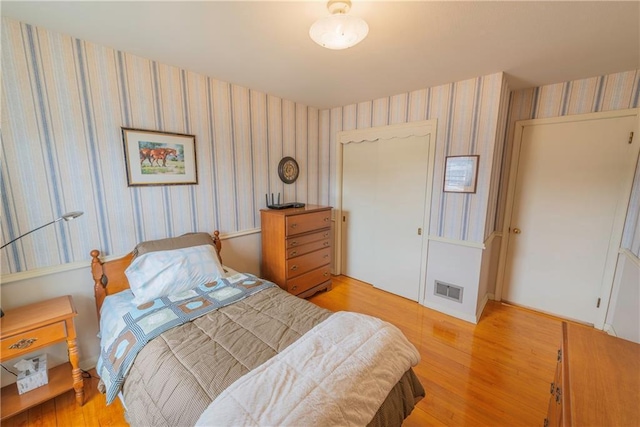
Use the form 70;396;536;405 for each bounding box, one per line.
309;0;369;50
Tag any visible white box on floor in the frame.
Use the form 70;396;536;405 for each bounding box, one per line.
16;354;48;395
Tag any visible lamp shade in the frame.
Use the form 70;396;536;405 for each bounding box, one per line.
61;211;83;221
309;14;369;50
310;1;369;50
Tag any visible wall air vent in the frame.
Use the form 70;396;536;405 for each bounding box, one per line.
434;280;463;303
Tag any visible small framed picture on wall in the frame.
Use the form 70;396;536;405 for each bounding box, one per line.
122;127;198;186
443;155;479;193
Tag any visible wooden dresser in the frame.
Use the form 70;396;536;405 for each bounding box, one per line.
260;205;332;298
544;322;640;426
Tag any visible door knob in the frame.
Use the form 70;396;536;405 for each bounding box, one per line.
513;228;521;234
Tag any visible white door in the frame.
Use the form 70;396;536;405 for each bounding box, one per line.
342;134;431;301
503;112;639;324
341;141;378;287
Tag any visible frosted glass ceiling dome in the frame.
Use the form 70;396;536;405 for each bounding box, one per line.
309;0;369;50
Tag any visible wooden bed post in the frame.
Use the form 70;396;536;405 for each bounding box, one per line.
91;250;107;320
90;250;134;321
213;230;222;264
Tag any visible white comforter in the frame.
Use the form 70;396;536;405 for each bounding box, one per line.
195;311;420;427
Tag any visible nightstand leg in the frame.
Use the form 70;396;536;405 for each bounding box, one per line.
66;319;85;406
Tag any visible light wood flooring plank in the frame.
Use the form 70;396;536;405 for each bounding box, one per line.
309;275;562;426
27;398;56;427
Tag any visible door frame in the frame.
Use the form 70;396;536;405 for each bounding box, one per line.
495;108;640;329
334;119;437;304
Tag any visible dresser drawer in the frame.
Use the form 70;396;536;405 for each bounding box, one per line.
286;265;331;295
0;321;67;360
286;247;331;278
286;238;330;259
286;229;331;249
285;210;331;236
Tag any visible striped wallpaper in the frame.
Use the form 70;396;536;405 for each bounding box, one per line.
1;18;511;273
503;70;640;257
3;17;638;274
319;72;509;243
1;19;329;273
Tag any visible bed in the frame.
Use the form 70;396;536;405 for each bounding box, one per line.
90;231;424;426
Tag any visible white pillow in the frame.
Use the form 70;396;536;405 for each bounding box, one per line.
125;244;225;306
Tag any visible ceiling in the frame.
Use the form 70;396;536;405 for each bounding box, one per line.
2;1;639;109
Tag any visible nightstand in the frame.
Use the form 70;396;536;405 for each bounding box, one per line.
0;295;84;420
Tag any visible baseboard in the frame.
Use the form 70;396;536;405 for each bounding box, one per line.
80;356;98;372
476;293;494;322
603;323;618;337
422;300;478;324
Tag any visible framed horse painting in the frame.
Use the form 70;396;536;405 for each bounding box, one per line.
122;128;198;186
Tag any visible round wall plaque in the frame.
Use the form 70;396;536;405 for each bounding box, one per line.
278;156;299;184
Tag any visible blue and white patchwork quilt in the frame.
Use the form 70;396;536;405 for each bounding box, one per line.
97;273;275;404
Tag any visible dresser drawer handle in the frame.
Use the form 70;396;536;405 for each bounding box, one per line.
290;241;298;246
291;265;298;271
291;285;298;291
290;251;298;256
9;338;38;350
323;254;329;259
323;241;329;246
323;233;329;237
323;272;329;277
290;223;298;229
323;217;329;222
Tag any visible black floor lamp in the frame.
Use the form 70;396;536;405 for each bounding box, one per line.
0;211;84;317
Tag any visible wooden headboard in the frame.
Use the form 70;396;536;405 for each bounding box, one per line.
90;230;222;320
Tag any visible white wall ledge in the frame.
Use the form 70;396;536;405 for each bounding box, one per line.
1;228;262;285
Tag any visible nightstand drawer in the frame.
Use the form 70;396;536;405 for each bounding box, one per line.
286;229;331;249
285;211;331;236
0;321;67;360
286;248;331;278
286;265;331;295
286;239;330;259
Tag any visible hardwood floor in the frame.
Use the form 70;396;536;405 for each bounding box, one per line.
2;369;127;427
3;275;572;426
311;276;566;426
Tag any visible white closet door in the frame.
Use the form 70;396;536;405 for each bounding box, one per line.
342;135;430;301
342;141;379;286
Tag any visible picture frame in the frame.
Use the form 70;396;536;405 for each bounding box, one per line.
122;127;197;186
443;155;479;193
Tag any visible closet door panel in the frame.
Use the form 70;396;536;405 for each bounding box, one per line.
342;141;379;286
342;135;430;301
374;136;429;300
